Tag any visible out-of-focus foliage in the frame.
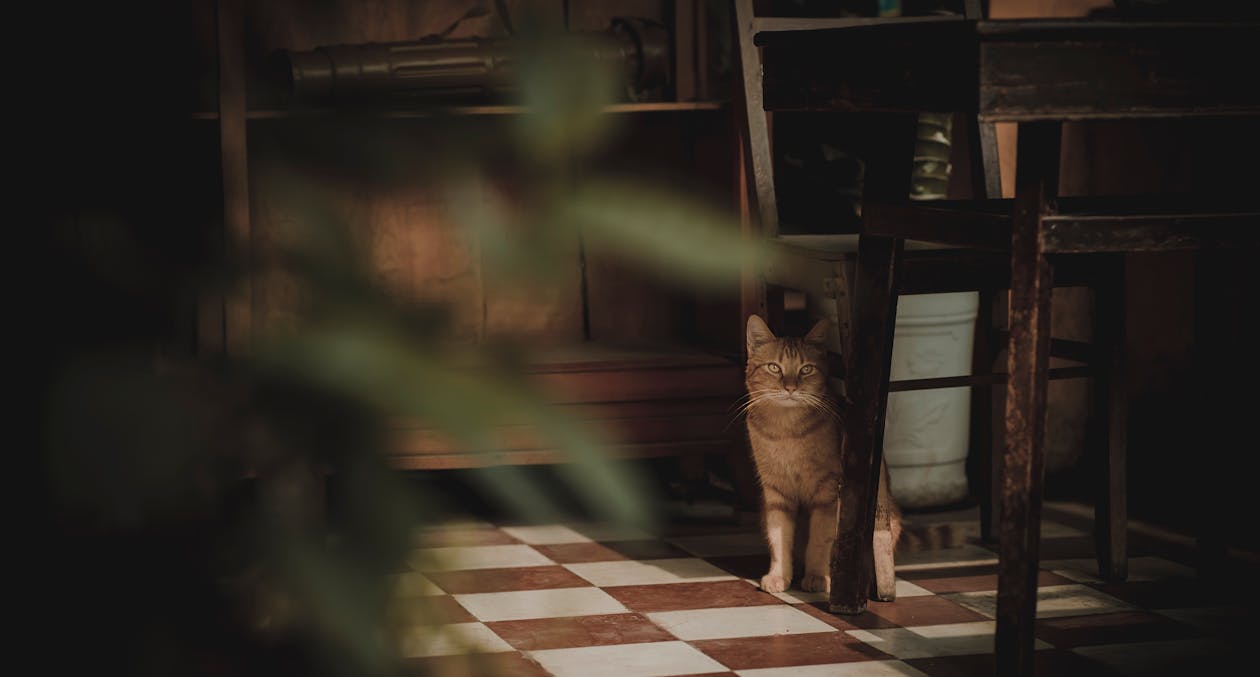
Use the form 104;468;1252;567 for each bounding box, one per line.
33;5;766;677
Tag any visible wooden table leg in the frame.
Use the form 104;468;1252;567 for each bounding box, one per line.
830;234;903;615
830;113;915;615
1094;254;1128;582
996;121;1060;676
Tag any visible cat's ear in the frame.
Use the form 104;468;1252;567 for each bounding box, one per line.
746;314;776;351
804;319;830;348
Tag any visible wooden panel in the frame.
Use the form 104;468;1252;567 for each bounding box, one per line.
248;123;498;340
531;363;743;403
979;22;1260;121
581;112;736;345
388;440;732;469
393;412;734;453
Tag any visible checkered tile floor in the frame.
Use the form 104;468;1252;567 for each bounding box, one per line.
389;504;1252;676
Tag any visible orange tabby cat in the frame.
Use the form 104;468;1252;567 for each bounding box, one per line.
742;314;902;597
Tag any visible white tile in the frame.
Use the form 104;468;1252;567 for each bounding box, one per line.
390;571;443;597
769;588;828;604
943;584;1134;619
1072;638;1236;675
567;522;658;542
530;640;727;677
667;532;768;557
501;525;593;545
737;661;929;676
565;558;736;587
768;578;933;605
409;544;553;571
893;544;998;570
455;587;627;622
847;621;1051;659
398;622;512;658
646;604;836;641
895;579;936;598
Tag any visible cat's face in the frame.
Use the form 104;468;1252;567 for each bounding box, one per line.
744;315;830;410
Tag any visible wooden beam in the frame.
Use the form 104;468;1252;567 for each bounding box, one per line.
1040;212;1260;253
216;0;252;355
864;200;1011;251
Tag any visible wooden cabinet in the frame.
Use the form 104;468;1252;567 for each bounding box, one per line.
193;1;749;473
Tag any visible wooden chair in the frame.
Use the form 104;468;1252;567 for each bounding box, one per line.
735;0;1115;599
744;5;1260;674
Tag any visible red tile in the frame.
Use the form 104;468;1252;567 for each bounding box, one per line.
532;542;627;563
400;651;550;677
693;632;891;670
866;595;989;626
485;613;674;651
900;564;999;581
794;602;900;631
605;580;782;612
913;570;1074;593
1034;610;1202;648
416;528;520;547
424;566;590;594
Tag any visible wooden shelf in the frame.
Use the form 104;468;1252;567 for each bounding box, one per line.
384;342;746;470
190;100;728;121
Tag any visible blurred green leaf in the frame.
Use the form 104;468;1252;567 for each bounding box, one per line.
562;179;770;288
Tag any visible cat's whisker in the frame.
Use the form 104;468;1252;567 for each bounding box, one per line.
726;392;774;429
799;392;843;420
728;389;777;414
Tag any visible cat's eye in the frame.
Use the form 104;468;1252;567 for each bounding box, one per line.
800;365;815;375
765;363;781;374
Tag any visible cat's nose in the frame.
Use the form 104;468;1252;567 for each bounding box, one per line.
784;383;797;393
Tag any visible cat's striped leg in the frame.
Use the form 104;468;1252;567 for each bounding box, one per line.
760;489;795;593
802;497;838;593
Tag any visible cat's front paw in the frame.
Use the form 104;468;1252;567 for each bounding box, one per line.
800;573;830;593
759;573;789;593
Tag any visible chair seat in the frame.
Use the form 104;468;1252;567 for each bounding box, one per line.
862;196;1260;253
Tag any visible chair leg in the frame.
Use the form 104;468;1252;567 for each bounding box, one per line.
1094;254;1128;582
830;112;915;615
972;288;997;543
1193;248;1234;577
830;234;903;615
996;121;1060;677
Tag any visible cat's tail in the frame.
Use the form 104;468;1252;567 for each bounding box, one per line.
895;522;969;552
